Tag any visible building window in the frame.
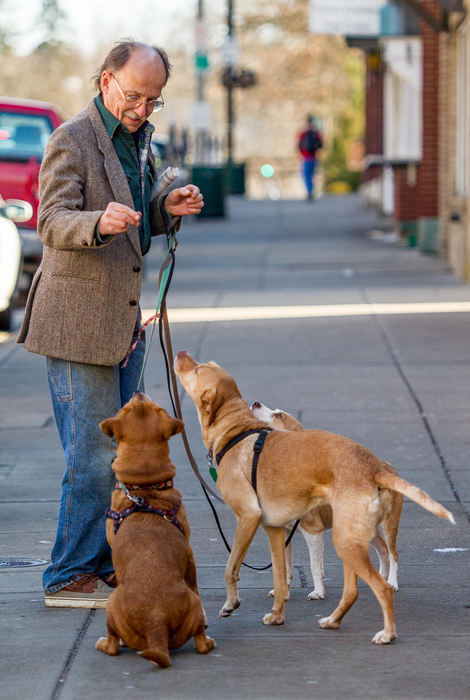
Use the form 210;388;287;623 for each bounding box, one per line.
381;37;422;161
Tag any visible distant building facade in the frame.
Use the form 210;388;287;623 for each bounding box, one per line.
355;0;470;279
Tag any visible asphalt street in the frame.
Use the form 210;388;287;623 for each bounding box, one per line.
1;194;469;699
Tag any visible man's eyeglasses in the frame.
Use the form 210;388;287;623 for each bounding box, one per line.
111;74;165;113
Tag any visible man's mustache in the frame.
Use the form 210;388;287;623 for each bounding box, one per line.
124;110;143;122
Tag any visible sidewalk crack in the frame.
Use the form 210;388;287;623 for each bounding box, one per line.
50;609;96;700
360;287;470;523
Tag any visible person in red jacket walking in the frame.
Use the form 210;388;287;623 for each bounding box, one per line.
298;115;322;200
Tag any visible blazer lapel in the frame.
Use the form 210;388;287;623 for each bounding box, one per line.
86;100;142;260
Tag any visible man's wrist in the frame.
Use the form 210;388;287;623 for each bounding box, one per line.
94;222;112;245
160;195;181;232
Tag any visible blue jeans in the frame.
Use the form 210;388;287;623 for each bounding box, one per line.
302;159;317;196
43;333;145;593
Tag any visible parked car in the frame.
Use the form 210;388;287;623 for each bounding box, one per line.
0;196;33;330
0;97;63;292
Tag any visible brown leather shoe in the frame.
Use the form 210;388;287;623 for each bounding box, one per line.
102;573;118;588
44;573;114;609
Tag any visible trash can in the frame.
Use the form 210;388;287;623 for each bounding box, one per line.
191;166;225;218
225;162;246;195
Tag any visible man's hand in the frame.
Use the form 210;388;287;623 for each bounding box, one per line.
164;185;204;217
98;202;142;235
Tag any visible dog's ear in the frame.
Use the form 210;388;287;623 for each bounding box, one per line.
170;417;185;436
100;418;118;438
200;386;223;425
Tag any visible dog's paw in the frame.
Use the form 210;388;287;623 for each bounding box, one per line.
307;589;325;600
95;637;107;651
262;611;284;625
219;599;240;618
372;629;397;645
318;616;340;630
204;636;217;653
95;636;119;655
195;631;217;654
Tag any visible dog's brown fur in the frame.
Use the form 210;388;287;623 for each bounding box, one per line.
251;402;403;599
95;393;215;667
175;352;455;645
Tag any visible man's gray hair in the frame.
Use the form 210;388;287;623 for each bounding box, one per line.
93;39;171;92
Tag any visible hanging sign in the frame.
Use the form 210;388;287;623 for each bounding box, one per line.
309;0;386;36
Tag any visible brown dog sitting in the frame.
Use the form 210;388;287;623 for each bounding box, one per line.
95;392;216;667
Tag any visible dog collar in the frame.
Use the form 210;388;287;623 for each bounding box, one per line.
115;479;174;491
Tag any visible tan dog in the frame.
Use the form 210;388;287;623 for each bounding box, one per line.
251;402;403;600
95;392;216;667
175;351;455;645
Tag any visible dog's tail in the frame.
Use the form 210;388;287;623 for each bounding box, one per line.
375;470;455;524
139;647;171;667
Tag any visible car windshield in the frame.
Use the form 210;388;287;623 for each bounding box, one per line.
0;112;52;159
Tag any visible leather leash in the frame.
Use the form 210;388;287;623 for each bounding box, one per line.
148;231;301;569
158;248;225;503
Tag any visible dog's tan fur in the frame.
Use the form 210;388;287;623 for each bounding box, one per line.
95;393;215;667
251;402;403;599
175;352;455;644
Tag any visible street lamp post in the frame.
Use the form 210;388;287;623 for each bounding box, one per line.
227;0;234;165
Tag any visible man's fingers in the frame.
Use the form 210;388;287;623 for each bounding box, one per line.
107;203;141;224
112;204;141;219
98;203;142;235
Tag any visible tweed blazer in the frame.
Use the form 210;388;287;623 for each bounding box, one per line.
17;99;168;366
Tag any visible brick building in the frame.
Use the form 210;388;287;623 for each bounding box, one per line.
359;0;469;278
439;2;470;278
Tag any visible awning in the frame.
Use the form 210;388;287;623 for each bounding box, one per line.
400;0;464;32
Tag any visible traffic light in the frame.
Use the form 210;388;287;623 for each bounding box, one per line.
221;68;257;89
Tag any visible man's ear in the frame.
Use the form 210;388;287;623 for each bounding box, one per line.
100;418;118;438
200;387;223;425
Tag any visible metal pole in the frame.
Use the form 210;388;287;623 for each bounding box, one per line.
195;0;205;164
227;0;234;165
197;0;204;102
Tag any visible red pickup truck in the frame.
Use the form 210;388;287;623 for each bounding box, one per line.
0;97;63;291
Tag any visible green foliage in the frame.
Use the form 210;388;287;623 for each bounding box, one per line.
36;0;67;49
0;0;11;50
322;53;365;191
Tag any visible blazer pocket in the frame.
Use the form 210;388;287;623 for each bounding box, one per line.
51;272;99;283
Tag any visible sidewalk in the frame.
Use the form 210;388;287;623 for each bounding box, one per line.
1;194;469;699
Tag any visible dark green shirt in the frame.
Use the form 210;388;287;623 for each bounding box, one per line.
94;95;154;255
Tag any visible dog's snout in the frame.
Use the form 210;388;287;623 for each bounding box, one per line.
251;401;261;410
174;350;197;374
133;392;147;401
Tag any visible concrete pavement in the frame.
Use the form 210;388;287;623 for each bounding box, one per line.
1;194;469;699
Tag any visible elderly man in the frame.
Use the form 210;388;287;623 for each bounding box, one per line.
18;40;204;608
